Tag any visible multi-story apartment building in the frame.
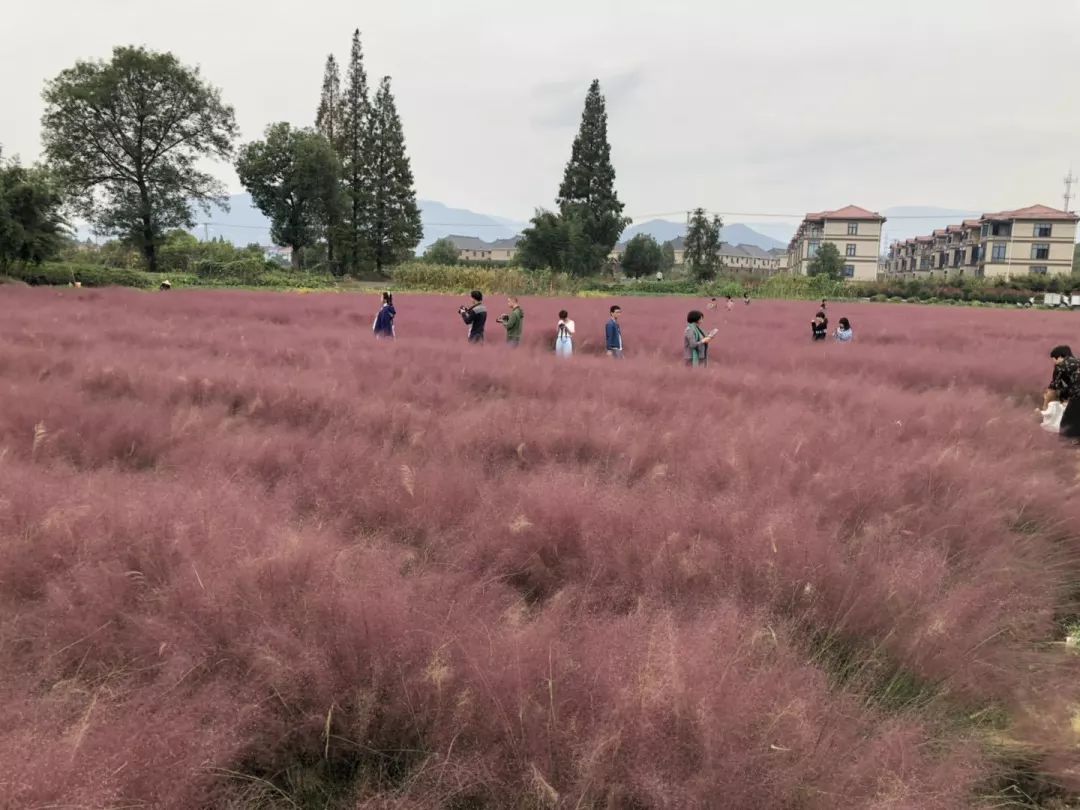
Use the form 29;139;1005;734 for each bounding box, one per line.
885;204;1078;279
787;205;886;281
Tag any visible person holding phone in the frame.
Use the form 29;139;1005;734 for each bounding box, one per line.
684;310;716;368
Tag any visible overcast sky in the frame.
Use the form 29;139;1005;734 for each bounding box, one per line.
3;0;1079;226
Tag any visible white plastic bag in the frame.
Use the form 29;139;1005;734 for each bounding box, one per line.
1040;401;1065;433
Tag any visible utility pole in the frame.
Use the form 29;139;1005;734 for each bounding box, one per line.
203;223;210;242
1064;169;1076;213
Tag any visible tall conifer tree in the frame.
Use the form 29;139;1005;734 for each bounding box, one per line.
362;77;422;273
340;29;370;273
315;54;344;272
556;79;630;273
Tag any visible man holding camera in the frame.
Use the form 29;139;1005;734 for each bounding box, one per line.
497;296;524;347
459;290;488;344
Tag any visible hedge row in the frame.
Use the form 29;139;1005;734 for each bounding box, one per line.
390;263;580;295
1;262;335;290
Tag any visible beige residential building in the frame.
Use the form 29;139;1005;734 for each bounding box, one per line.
787;205;886;281
885;205;1078;279
445;235;520;263
660;238;784;274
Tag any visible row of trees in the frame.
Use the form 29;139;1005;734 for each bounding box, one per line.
0;149;66;270
239;32;421;273
14;35;422;275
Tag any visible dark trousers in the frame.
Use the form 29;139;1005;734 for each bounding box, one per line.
1061;399;1080;439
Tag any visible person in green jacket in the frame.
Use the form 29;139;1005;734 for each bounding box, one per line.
498;296;524;347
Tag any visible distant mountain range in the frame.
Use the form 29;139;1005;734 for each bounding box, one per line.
99;197;1017;253
620;219;788;251
192;195;788;252
194;195;525;249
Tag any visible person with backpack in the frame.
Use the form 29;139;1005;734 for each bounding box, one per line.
459;290;487;344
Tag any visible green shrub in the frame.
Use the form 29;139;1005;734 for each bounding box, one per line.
391;263;579;295
3;262;156;288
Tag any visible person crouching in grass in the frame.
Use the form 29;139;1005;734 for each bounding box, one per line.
1048;345;1080;439
497;296;524;347
684;310;716;368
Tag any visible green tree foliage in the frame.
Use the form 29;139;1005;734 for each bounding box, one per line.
362;78;422;274
808;241;845;280
517;209;594;276
621;234;664;278
340;29;371;274
555;79;631;273
41;46;236;272
236;123;342;270
0;149;67;268
662;241;676;271
685;208;722;281
315;54;345;272
1073;243;1079;275
424;237;459;265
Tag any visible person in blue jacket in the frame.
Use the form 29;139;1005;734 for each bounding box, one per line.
373;291;396;339
606;305;623;358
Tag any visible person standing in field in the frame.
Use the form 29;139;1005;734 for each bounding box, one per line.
743;292;751;306
811;311;828;341
684;310;716;368
834;317;853;342
1048;345;1080;439
372;291;396;339
497;296;524;347
459;290;487;344
726;296;734;311
555;309;575;358
606;305;624;359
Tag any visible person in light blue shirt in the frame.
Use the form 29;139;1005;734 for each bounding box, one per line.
605;305;623;358
834;317;853;342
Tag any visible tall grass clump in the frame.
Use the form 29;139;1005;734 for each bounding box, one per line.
1;286;1079;807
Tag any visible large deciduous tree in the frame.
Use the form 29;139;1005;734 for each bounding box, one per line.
621;233;664;279
236;123;342;271
362;77;422;274
517;209;592;275
0;148;68;268
685;208;722;281
808;241;845;280
556;79;630;273
41;46;236;272
423;237;459;265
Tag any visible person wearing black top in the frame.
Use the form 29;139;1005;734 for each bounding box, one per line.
459;290;488;343
1048;345;1080;439
811;311;828;341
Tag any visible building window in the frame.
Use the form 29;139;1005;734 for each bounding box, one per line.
991;242;1007;262
845;243;857;257
1035;223;1052;238
808;240;820;258
990;222;1011;237
843;265;855;277
847;223;858;236
1031;266;1048;275
1032;243;1050;260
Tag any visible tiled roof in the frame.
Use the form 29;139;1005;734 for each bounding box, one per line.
447;234;521;251
981;204;1079;222
806;204;885;222
962;219;981;228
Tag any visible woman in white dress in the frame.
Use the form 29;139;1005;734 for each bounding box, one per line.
555;310;575;358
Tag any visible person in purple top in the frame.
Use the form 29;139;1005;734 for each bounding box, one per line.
373;291;396;339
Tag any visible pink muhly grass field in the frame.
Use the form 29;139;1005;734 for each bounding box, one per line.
1;286;1079;808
